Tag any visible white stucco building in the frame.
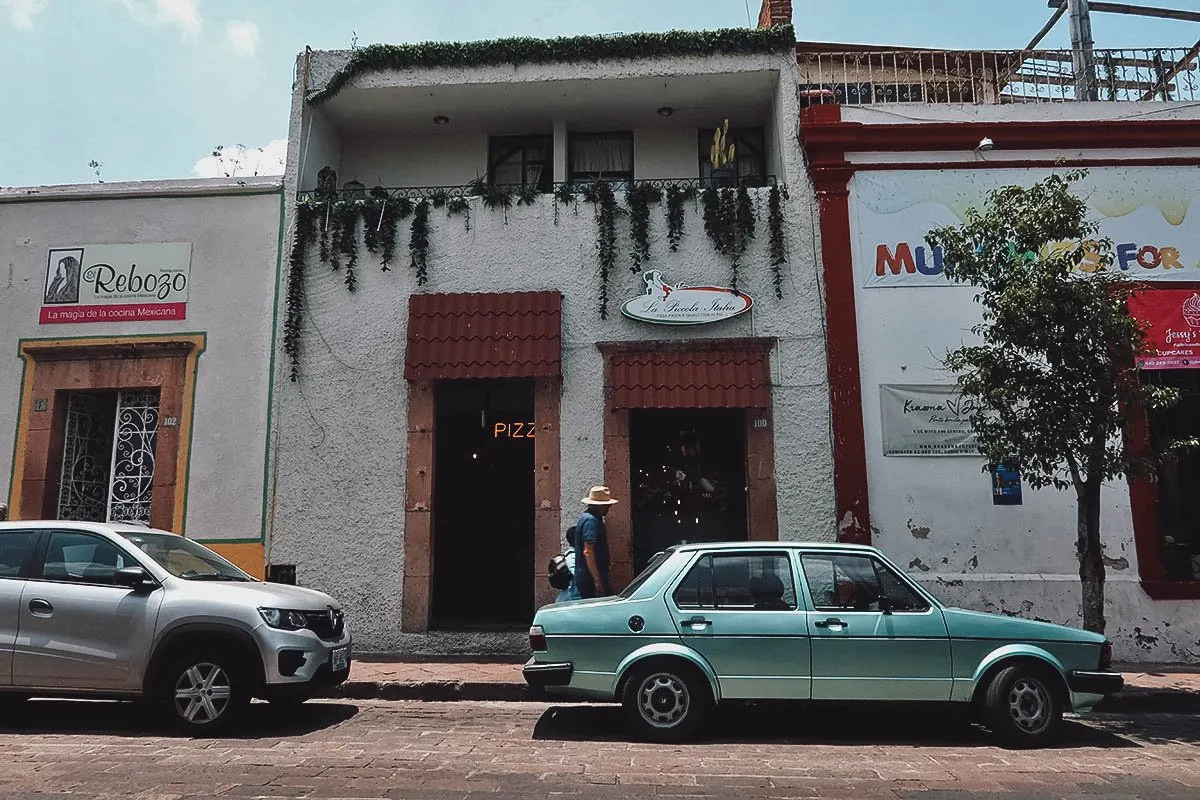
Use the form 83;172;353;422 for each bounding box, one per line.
800;87;1200;661
266;24;836;653
0;178;283;575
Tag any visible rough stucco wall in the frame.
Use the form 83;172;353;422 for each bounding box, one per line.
849;165;1200;663
272;52;832;653
0;186;281;544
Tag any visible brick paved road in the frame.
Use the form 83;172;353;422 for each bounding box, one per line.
0;699;1196;799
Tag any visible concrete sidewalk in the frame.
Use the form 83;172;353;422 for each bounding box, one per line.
330;659;1200;712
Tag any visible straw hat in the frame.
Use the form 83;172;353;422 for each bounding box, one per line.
581;486;619;505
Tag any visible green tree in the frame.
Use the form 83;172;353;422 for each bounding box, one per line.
926;171;1176;633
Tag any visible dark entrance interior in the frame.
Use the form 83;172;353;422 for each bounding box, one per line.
432;379;535;628
1145;369;1200;581
629;408;748;572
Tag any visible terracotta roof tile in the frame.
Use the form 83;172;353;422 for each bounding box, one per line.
610;347;771;409
404;291;561;380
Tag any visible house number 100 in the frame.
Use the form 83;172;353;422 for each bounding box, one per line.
494;422;535;439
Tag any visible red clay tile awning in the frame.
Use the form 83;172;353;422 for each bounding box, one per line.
605;341;773;409
405;291;562;381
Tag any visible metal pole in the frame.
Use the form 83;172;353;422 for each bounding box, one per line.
1068;0;1100;100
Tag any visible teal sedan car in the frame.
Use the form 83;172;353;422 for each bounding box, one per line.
523;542;1122;746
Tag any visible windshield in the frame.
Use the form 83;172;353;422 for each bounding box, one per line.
119;532;253;582
619;549;673;598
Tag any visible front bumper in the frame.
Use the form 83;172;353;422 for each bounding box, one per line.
523;658;573;690
256;623;353;690
1068;670;1124;695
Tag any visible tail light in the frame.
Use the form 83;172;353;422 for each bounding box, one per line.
529;625;547;652
1099;641;1113;671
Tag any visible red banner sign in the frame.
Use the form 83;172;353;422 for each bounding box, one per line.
39;302;186;325
1129;289;1200;369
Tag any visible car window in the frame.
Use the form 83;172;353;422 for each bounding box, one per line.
872;559;930;612
674;553;797;611
119;531;251;581
0;531;38;578
801;553;929;613
619;549;673;599
40;531;131;586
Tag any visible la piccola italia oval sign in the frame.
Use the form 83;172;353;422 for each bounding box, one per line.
620;270;753;326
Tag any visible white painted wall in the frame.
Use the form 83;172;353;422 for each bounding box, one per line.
849;165;1200;663
340;133;488;188
272;50;830;653
0;179;282;544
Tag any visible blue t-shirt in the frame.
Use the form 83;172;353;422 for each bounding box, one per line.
574;511;610;597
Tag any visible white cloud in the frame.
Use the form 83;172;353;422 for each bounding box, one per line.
193;139;287;179
120;0;202;39
3;0;47;31
224;19;259;57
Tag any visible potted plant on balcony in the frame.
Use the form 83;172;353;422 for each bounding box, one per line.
708;119;738;188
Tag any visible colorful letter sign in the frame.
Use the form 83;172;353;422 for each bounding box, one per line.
40;243;191;324
620;270;752;326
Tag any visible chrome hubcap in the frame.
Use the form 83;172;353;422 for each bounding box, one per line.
1008;677;1051;734
638;673;689;729
174;662;232;725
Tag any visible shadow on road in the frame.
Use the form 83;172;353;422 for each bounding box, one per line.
0;698;358;739
532;703;1177;749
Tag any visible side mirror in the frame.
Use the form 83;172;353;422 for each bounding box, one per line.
877;593;893;614
115;566;158;592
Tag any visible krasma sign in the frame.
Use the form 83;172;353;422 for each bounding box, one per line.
853;167;1200;288
1129;289;1200;369
621;270;752;326
880;384;980;457
40;243;191;324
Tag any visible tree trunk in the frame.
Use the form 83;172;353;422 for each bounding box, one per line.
1076;478;1106;633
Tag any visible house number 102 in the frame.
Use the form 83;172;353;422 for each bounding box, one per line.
494;422;535;439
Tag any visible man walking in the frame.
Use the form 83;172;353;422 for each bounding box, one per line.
575;486;617;598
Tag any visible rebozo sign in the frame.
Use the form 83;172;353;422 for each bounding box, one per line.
853;167;1200;288
40;243;192;324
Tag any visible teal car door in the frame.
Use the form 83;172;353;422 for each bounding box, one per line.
668;550;811;700
799;552;952;702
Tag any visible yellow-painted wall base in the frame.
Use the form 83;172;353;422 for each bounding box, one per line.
204;542;266;579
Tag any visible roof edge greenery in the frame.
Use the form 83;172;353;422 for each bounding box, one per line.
307;24;796;106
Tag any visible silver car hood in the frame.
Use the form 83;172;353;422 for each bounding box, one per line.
167;579;340;610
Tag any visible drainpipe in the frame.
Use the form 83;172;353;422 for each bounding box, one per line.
1068;0;1099;100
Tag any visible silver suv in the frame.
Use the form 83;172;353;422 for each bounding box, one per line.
0;521;351;734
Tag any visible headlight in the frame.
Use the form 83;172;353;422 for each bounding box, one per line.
259;607;308;630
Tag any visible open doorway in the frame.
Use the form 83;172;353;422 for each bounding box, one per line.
432;379;535;628
629;408;748;572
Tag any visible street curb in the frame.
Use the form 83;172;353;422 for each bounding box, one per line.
324;681;1200;712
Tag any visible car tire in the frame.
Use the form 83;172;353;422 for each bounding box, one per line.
983;663;1064;748
159;649;249;736
621;661;712;743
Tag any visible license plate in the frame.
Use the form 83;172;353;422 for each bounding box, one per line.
331;647;349;672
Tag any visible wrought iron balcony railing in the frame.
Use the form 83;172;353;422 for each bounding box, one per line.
796;46;1200;105
296;176;779;203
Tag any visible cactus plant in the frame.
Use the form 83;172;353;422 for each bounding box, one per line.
710;119;736;169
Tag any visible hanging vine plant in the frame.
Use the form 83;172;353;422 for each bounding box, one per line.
447;197;471;231
335;202;361;290
410;200;431;285
767;185;787;299
583;181;620;319
664;185;696;251
702;186;755;292
627;183;663;272
284;202;316;382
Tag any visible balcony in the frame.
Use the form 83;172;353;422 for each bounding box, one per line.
796;46;1200;105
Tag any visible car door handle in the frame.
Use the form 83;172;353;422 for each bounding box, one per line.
814;617;846;629
680;616;712;630
28;598;53;616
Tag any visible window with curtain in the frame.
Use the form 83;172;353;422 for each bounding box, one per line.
488;135;553;192
698;127;768;188
568;133;634;188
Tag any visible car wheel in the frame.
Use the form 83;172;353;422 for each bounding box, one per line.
621;662;711;743
984;664;1064;747
160;651;248;736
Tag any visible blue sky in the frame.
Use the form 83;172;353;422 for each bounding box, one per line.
1;0;1198;187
